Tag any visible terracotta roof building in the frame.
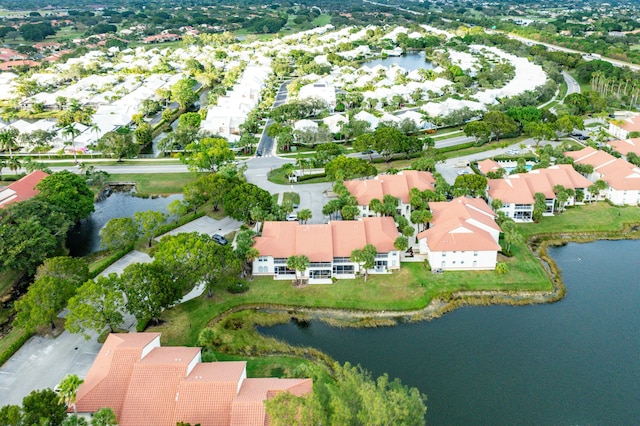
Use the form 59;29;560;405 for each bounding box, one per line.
476;159;502;175
607;137;640;157
75;333;312;426
0;170;49;208
344;171;435;219
608;114;640;140
487;165;592;221
564;146;640;205
253;217;400;283
417;197;501;270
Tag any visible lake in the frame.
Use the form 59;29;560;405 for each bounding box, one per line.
363;51;434;71
259;240;640;425
67;191;182;257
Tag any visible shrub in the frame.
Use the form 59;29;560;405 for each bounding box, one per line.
0;331;32;366
496;262;509;275
227;280;249;294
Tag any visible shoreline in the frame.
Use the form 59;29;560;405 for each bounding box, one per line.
206;226;640;332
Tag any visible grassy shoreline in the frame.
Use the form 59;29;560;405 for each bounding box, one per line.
146;202;640;377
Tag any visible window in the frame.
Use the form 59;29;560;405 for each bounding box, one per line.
442;252;446;257
333;264;354;275
474;251;478;257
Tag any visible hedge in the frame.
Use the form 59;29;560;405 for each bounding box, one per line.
0;331;32;367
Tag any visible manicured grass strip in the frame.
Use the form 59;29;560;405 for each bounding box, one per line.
105;172;203;195
282;192;300;205
0;329;31;367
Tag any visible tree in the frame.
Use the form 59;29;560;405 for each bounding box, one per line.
152;233;210;292
178;112;202;130
0;404;21;426
99;217;139;251
483;111;518;141
394;236;409;252
533;192;547;222
66;274;125;338
410;209;432;232
297;208;312;224
0;200;73;274
133;122;153;146
341;204;360;220
35;256;89;284
453;174;487;198
62;123;81;164
119;262;183;325
0;127;19;159
222;183;273;222
181;137;235;172
350;244;377;281
95;128;138;161
36;170;95;221
133;210;167;247
266;362;426;425
325;156;377;181
171;77;198;109
13;275;76;331
287;255;310;287
371;126;409;162
57;374;84;416
91;408;118;426
167;199;188;222
463;120;490;145
21;389;67;426
500;219;521;254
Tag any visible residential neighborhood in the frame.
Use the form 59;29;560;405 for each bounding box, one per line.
1;0;640;424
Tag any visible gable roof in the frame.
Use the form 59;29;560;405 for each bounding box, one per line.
612;114;640;133
417;197;500;252
0;170;49;208
564;146;617;169
344;171;435;206
477;159;502;175
597;158;640;190
254;217;399;260
487;165;592;204
607;138;640;157
75;333;311;426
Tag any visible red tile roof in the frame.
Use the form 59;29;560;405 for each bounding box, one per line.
253;217;399;260
344;171;435;205
607;138;640;157
477;159;502;174
417;197;500;252
75;333;311;426
0;170;49;208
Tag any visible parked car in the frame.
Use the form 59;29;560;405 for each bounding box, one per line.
256;148;263;157
286;213;298;221
213;234;228;245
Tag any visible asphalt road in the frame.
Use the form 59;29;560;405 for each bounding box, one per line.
563;71;581;96
257;82;289;158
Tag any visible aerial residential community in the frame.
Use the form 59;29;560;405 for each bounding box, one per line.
0;0;640;424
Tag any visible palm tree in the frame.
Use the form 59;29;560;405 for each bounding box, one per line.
57;374;84;418
90;122;101;145
245;247;260;278
62;123;81;164
286;255;309;287
0;158;5;179
0;128;19;159
7;157;21;174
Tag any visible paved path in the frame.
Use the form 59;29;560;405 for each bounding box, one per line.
160;216;242;239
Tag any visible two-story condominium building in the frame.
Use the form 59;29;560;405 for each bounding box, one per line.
608;114;640;140
74;333;312;426
565;146;640;205
417;197;501;271
607;137;640;158
343;171;435;220
487;165;593;221
252;217;400;284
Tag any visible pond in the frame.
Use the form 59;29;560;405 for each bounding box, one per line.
259;240;640;425
67;190;182;257
362;51;434;71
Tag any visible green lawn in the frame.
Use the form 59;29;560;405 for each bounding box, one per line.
105;172;203;195
518;202;640;239
282;192;300;206
433;131;464;141
311;14;332;26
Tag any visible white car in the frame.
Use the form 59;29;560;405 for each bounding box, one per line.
286;213;298;221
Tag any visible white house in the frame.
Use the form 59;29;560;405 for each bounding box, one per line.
322;114;348;134
417;197;501;271
298;80;336;111
252;217;400;284
608;114;640;140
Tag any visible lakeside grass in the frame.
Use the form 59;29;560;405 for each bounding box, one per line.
105;172;203;195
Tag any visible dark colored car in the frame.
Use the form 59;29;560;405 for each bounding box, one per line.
213;234;228;245
256;148;263;157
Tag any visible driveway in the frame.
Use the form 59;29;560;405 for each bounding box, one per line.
160;216;243;239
